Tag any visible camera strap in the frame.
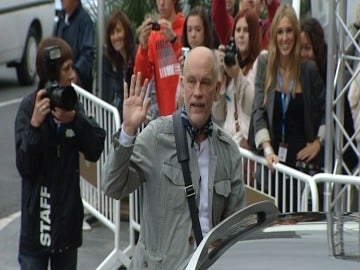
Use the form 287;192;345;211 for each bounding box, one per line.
234;93;240;133
172;109;203;246
239;57;250;69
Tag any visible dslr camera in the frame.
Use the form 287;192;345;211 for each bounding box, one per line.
43;46;78;111
224;37;239;67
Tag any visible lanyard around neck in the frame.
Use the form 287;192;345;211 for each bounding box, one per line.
278;72;294;142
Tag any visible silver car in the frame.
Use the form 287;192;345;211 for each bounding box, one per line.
186;201;360;270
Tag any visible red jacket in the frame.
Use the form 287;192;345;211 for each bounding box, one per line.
134;13;185;116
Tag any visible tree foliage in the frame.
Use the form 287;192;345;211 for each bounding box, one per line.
84;0;211;31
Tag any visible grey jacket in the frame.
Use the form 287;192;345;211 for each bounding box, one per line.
102;115;245;269
253;53;326;149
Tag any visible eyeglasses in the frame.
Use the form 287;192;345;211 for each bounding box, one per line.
183;76;214;92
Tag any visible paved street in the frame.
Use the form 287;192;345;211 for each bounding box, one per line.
0;212;130;269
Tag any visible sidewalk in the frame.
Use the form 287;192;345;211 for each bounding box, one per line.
0;213;130;270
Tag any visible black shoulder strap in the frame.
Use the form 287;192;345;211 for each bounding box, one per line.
172;109;203;246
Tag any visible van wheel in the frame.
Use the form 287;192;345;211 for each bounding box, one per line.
16;26;39;86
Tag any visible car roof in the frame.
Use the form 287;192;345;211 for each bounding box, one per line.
211;229;359;269
186;202;360;270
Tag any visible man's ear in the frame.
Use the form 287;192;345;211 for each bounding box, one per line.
213;80;221;101
180;75;185;95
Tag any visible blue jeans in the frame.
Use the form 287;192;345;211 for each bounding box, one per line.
18;249;77;270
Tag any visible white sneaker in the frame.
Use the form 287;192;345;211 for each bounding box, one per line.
82;220;92;231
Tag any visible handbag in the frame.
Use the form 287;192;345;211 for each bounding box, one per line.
172;109;203;246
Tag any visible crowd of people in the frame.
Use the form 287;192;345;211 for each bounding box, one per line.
97;0;358;177
100;0;359;267
14;0;360;269
50;0;360;163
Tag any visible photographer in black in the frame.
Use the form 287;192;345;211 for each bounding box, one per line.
15;37;106;270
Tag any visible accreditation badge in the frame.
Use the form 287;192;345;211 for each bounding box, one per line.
278;143;288;162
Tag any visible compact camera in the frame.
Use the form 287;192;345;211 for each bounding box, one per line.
181;47;190;59
149;21;160;31
224;37;239;67
43;46;78;111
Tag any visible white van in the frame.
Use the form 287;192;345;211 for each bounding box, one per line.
0;0;55;85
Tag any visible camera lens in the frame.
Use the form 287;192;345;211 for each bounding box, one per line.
150;22;160;31
48;84;78;111
224;50;236;66
224;37;237;67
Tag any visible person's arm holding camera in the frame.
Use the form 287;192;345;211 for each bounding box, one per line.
138;18;153;50
30;89;51;128
15;90;50;180
134;18;155;84
217;43;242;98
221;48;241;80
51;107;76;125
213;43;247;125
15;87;78;181
211;44;228;125
218;38;243;81
159;18;179;47
30;88;105;162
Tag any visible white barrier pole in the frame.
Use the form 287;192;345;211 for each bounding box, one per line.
72;83;132;269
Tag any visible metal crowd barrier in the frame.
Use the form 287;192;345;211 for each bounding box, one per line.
239;147;320;212
312;173;360;212
311;173;360;259
73;84;132;269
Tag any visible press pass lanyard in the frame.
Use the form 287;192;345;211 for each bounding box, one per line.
278;72;294;143
57;124;61;135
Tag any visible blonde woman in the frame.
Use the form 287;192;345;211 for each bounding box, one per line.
252;4;325;170
250;4;325;211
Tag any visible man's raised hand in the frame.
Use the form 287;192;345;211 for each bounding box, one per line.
122;72;150;136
